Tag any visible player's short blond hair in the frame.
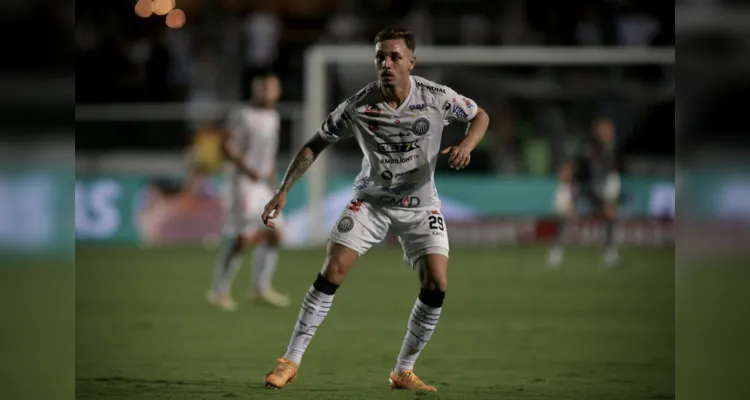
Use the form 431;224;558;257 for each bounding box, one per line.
374;26;415;52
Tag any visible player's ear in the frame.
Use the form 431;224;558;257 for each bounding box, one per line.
409;55;416;72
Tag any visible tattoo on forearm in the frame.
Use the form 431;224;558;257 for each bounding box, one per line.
279;148;316;192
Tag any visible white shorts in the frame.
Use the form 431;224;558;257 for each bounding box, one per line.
329;199;450;266
222;181;283;237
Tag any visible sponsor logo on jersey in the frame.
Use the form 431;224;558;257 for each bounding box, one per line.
377;141;420;153
355;177;372;190
380;196;421;207
451;105;469;120
411;117;430;136
395;167;418;178
388;132;410;138
382;183;417;196
463;97;474;108
336;216;354;233
417;81;446;94
381;170;393;180
409;103;428;110
380;155;417;164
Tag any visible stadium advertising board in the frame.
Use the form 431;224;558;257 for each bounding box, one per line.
74;174;675;247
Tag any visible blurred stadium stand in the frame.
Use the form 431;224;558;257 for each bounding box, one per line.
74;0;675;247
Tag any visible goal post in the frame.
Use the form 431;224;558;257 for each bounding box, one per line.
302;46;675;246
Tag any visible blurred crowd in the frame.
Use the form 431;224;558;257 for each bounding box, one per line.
75;0;674;176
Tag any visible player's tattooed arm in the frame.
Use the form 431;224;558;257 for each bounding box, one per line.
277;134;331;194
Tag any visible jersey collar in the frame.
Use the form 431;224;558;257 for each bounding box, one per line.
380;76;414;114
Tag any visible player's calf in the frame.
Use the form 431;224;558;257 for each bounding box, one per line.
264;244;359;388
600;202;620;266
251;229;289;307
389;254;447;390
207;235;244;308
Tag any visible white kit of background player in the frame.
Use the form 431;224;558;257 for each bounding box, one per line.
207;73;291;310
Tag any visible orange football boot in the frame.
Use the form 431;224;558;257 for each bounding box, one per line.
388;370;437;391
264;358;298;389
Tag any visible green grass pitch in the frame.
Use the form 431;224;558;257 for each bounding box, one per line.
75;245;674;399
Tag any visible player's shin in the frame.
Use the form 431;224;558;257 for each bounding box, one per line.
282;273;339;365
211;236;243;295
604;219;615;248
602;203;620;265
394;288;445;373
251;242;279;294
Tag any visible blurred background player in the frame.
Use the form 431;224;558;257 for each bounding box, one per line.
206;72;290;310
548;118;621;268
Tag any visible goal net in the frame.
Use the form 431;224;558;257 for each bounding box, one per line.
290;46;675;247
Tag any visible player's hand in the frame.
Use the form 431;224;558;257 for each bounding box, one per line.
441;146;471;170
262;191;287;229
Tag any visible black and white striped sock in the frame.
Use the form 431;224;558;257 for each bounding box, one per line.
394;289;445;373
283;274;338;365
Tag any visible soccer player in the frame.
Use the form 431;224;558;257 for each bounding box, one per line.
548;118;621;268
206;72;291;310
260;27;490;391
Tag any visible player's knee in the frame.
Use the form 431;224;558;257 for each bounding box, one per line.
263;229;282;246
232;235;246;250
602;203;617;220
241;232;261;247
321;257;349;285
321;243;358;285
423;275;447;292
415;254;448;292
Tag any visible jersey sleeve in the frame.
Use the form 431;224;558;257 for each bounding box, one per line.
439;87;479;125
317;101;356;143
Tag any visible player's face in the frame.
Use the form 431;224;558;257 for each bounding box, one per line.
594;120;615;146
374;39;414;88
252;76;282;107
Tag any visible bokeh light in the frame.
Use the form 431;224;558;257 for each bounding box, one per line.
153;0;176;16
134;0;153;18
166;9;186;29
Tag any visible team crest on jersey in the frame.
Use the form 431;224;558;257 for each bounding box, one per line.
337;216;354;233
412;117;430;136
